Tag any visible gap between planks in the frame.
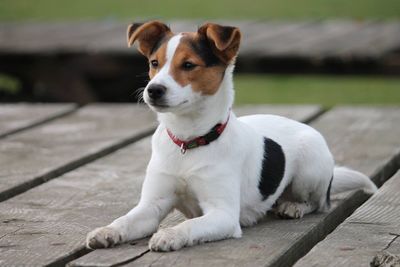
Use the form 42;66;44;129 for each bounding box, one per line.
0;104;79;139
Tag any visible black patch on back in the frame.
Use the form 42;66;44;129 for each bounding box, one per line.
188;37;222;67
258;137;286;200
326;175;333;208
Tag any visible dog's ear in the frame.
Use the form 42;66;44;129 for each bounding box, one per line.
198;23;241;64
127;21;171;57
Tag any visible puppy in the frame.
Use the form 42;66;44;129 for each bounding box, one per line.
86;21;377;251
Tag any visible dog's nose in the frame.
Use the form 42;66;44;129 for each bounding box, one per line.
147;84;166;100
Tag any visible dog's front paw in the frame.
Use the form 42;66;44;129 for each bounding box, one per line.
149;228;188;252
86;226;122;249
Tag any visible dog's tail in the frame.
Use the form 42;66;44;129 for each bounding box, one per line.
331;166;378;195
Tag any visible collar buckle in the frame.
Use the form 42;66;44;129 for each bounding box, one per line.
180;143;187;154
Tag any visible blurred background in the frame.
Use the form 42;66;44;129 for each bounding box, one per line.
0;0;399;106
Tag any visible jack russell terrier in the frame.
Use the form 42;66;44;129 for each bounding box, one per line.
86;21;377;252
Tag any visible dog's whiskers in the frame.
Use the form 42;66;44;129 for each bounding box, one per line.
132;87;145;103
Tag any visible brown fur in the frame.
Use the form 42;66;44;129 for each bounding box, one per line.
198;23;241;64
127;21;172;57
148;41;168;79
170;33;226;95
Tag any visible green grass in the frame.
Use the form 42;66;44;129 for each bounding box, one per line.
0;73;21;94
234;75;400;106
0;0;399;21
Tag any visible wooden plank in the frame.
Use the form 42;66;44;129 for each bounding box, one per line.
256;21;328;57
294;21;400;58
303;21;400;59
0;105;321;266
84;23;132;53
269;20;362;57
1;20;400;63
0;103;77;138
0;104;156;202
70;106;400;267
240;21;313;56
234;104;323;122
295;170;400;267
333;22;400;58
0;22;126;53
252;20;399;59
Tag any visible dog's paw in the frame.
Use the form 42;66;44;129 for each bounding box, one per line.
276;201;304;219
86;226;122;249
149;228;188;252
371;251;400;267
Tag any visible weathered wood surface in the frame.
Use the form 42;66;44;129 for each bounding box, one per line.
233;104;323;121
0;105;321;266
295;170;400;267
1;20;399;60
0;104;156;202
70;107;400;267
250;21;400;58
0;103;77;138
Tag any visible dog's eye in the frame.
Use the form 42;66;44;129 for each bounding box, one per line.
150;60;159;68
182;61;196;70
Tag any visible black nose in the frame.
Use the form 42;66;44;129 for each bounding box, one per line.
147;84;166;100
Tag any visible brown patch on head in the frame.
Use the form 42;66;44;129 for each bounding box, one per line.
167;24;241;95
168;33;227;95
148;40;169;79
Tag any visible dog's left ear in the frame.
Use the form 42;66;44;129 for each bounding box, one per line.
198;23;241;64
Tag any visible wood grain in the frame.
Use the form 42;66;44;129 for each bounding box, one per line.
295;170;400;267
71;106;400;267
0;105;321;266
0;104;156;202
1;21;399;60
0;103;77;138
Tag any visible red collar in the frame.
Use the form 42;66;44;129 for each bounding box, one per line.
166;111;231;154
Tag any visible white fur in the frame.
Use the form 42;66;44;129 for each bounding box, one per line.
332;166;377;194
86;34;377;251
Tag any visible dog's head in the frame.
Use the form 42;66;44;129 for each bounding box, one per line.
127;21;241;113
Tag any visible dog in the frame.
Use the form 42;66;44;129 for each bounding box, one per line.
86;21;378;252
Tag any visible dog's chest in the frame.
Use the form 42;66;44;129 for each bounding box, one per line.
174;178;202;218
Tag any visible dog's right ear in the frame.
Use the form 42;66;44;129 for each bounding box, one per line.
127;21;171;57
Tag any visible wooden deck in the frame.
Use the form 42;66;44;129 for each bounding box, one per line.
0;104;399;266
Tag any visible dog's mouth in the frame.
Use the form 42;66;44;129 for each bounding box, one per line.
147;98;170;109
148;100;188;111
150;102;170;108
